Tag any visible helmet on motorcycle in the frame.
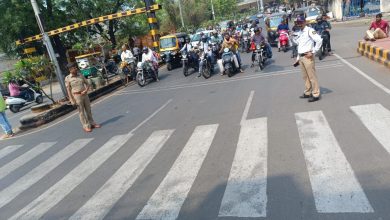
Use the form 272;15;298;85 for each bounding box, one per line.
142;47;148;53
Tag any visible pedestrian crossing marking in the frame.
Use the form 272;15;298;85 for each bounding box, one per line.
0;139;92;209
0;145;23;160
0;142;56;180
136;124;218;220
351;104;390;154
295;111;374;213
219;118;268;217
9;134;133;220
70;130;174;220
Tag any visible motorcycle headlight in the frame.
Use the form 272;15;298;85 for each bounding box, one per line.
256;44;261;50
182;53;187;58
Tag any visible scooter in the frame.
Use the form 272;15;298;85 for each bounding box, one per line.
5;87;43;113
278;30;289;52
221;48;238;77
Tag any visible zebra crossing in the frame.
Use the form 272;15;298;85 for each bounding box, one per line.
1;103;390;219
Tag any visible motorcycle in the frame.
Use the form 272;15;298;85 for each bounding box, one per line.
182;51;198;77
319;30;330;60
5;87;43;113
221;48;238;77
162;50;182;71
199;49;212;79
120;58;137;80
241;32;251;53
254;43;268;70
278;30;289;52
136;61;158;87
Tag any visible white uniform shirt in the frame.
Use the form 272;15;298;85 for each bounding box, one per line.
141;49;157;63
296;26;323;56
121;50;134;62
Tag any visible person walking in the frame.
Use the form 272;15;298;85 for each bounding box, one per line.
293;16;323;102
65;63;101;132
0;91;14;139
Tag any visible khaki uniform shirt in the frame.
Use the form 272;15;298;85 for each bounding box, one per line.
65;74;89;94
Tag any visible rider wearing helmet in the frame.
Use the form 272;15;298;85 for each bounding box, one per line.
180;37;199;71
198;35;215;77
141;46;159;81
251;27;272;67
314;13;332;52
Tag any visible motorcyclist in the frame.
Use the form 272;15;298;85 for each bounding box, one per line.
277;18;291;50
180;37;199;71
141;46;159;81
198;35;214;77
251;27;273;67
8;80;29;100
219;32;243;73
210;30;223;44
314;13;332;52
120;44;135;83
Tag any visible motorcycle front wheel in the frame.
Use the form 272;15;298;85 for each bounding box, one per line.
183;62;189;77
202;63;211;79
137;72;146;87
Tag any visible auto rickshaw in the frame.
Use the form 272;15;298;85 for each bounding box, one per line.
265;12;286;47
159;33;188;71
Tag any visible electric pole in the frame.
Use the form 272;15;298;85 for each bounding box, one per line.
178;0;185;28
211;0;216;20
30;0;67;98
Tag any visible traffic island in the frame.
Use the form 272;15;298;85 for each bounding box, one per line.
357;38;390;68
19;79;124;130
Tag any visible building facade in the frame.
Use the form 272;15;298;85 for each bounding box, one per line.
329;0;389;20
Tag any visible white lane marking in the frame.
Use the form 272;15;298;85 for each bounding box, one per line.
334;53;390;95
351;104;390;153
9;134;133;220
128;99;172;135
136;124;218;220
117;64;344;96
0;139;92;209
70;130;174;220
0;145;23;160
0;142;56;180
241;91;255;125
219;118;268;217
295;111;373;213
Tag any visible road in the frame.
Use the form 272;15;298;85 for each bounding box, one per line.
1;22;390;220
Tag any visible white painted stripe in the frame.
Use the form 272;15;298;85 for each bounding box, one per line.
351;104;390;153
0;139;92;209
240;91;255;125
219;118;268;217
295;111;373;213
9;134;133;220
0;145;23;160
70;130;174;220
334;53;390;95
0;142;56;180
136;124;218;220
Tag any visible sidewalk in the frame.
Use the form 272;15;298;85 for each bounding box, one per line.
331;13;390;26
357;38;390;68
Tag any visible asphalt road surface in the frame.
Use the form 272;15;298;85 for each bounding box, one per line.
1;22;390;220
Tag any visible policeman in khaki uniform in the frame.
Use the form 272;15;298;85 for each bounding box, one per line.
294;16;323;102
65;63;100;132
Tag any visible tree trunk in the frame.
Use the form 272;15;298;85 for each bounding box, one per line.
108;20;117;49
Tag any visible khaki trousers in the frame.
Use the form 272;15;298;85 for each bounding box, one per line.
74;94;94;129
366;28;387;40
299;56;320;98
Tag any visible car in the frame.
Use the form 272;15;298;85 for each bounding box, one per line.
190;30;214;47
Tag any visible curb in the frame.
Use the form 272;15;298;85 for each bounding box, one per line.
357;40;390;68
19;79;123;130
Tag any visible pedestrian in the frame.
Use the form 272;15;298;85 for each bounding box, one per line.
293;15;323;102
65;62;101;132
0;91;14;139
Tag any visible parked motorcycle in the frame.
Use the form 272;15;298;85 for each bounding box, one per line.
278;30;289;52
5;87;43;113
182;51;198;77
221;48;238;77
136;61;158;87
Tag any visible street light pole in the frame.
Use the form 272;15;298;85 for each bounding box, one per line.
259;0;264;12
30;0;67;98
211;0;216;20
178;0;185;28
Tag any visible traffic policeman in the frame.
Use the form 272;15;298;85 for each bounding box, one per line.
293;15;323;102
65;62;101;132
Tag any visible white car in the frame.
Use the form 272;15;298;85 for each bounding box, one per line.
190;30;214;47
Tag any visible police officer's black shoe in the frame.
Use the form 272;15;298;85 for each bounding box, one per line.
308;96;321;102
299;94;311;99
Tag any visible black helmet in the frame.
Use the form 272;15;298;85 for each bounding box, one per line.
185;37;190;42
142;47;148;53
254;27;260;33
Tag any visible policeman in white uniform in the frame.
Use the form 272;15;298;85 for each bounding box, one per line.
294;15;323;102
